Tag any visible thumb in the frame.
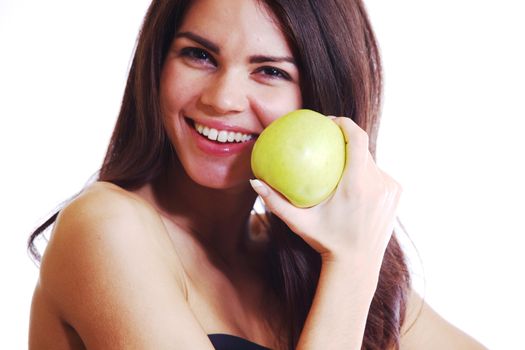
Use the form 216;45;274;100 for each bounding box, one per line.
249;179;304;229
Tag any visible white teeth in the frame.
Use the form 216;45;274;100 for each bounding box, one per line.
208;128;218;141
218;130;228;142
194;122;253;143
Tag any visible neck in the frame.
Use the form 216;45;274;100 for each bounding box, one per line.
147;159;259;263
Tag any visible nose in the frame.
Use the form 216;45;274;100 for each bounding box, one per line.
199;70;248;115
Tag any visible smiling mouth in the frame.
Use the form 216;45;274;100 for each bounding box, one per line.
187;118;257;144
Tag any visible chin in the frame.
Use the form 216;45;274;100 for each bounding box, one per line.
184;163;253;192
171;137;254;192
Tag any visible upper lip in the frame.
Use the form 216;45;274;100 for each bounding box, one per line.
186;116;259;136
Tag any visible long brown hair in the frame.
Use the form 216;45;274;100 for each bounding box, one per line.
28;1;410;349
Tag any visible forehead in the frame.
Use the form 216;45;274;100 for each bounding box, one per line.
178;0;291;55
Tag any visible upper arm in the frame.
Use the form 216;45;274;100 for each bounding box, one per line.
400;290;488;350
38;185;214;349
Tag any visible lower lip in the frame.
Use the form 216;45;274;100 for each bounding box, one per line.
187;121;257;157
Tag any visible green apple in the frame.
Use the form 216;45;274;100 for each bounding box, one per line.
251;109;346;208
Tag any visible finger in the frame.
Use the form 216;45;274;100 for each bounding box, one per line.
333;117;370;165
249;179;306;232
332;117;371;182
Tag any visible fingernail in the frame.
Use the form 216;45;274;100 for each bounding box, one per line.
249;179;269;197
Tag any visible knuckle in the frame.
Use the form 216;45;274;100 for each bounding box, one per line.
393;180;403;195
387;176;403;195
352;129;369;148
338;118;369;142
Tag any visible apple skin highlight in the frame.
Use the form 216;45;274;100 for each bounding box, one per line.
251;109;346;208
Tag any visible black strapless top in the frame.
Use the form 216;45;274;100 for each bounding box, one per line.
208;334;271;350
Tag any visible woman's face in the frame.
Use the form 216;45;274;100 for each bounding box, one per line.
160;0;302;191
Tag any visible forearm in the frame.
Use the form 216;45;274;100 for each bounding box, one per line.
296;259;378;350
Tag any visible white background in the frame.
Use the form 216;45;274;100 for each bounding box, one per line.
1;1;523;348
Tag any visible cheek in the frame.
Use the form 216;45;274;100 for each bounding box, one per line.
250;85;302;127
160;60;207;117
159;66;197;153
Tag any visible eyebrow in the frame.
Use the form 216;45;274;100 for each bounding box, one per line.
249;55;295;65
175;31;296;65
175;31;220;54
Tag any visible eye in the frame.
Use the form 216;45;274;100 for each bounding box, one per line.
179;47;217;66
255;66;292;81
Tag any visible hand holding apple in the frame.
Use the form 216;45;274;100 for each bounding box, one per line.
251;109;346;208
250;114;402;267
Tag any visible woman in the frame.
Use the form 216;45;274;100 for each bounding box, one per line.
28;0;486;349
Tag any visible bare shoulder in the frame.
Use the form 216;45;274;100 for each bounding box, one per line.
34;181;213;349
40;180;184;292
400;289;488;350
